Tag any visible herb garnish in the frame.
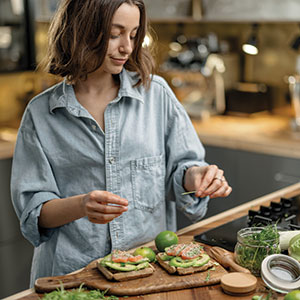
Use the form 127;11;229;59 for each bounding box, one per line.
205;266;216;281
42;284;119;300
205;270;210;281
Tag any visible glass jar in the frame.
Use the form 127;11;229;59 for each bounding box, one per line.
234;227;280;276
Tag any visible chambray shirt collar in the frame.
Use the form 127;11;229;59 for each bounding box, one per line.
118;69;144;103
48;69;144;114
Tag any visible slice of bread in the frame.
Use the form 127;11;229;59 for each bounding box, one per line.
156;252;214;275
97;259;155;281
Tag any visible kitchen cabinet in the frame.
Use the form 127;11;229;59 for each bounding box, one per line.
0;158;33;299
143;0;202;22
34;0;59;22
201;0;300;22
145;0;300;23
177;145;300;229
0;0;35;72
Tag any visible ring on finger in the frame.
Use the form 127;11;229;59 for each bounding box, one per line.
213;176;224;182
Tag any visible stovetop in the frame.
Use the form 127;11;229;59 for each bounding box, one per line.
194;195;300;252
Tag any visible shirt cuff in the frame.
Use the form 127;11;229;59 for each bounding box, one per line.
173;162;210;223
20;191;59;247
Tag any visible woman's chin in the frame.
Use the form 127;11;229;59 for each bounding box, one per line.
111;67;124;74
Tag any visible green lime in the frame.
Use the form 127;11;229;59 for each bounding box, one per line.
284;290;300;300
133;247;156;262
155;230;178;252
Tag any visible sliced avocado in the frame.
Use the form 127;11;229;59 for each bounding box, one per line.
169;257;197;268
99;254;112;266
193;254;210;267
126;257;149;265
136;261;149;270
105;261;137;272
160;253;174;261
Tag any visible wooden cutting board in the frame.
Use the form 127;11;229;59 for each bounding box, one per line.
35;237;228;296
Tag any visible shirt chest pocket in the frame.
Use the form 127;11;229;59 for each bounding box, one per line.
130;154;165;213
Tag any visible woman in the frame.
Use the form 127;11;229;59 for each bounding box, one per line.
11;0;231;286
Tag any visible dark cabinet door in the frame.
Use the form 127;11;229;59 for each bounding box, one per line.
234;150;300;202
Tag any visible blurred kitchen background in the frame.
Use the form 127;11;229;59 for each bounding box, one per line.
2;0;300;298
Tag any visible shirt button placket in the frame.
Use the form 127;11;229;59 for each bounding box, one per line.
105;104;123;249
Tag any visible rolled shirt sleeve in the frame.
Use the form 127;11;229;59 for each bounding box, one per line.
11;111;60;247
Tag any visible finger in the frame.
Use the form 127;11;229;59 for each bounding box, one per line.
224;186;232;197
211;186;232;199
202;175;226;196
213;170;225;182
90;191;128;207
194;166;217;196
209;184;232;199
203;166;223;187
197;173;227;197
208;184;227;199
195;166;223;197
88;213;122;224
87;202;128;215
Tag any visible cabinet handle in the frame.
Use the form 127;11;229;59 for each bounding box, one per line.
274;172;300;184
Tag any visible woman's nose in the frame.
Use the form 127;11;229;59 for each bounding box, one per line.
120;36;133;54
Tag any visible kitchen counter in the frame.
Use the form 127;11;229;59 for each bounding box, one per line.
0;140;15;159
5;182;300;300
1;110;300;160
192;112;300;159
0;127;18;159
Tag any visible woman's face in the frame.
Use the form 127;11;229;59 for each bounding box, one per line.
101;3;140;75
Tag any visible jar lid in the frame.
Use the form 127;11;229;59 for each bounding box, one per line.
221;272;257;295
261;254;300;293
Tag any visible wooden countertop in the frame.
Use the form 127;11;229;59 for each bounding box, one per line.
2;110;300;160
6;182;300;300
192;112;300;159
0;140;15;160
0;127;18;159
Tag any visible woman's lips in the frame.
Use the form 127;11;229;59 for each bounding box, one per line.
111;57;127;65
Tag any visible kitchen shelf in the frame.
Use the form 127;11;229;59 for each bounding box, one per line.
149;18;300;24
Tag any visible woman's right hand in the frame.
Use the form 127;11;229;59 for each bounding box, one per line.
82;191;128;224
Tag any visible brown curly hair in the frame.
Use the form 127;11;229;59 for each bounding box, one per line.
41;0;155;86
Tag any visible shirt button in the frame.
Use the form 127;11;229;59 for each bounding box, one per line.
92;124;97;130
109;157;115;164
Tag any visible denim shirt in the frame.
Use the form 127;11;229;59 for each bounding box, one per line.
11;69;209;286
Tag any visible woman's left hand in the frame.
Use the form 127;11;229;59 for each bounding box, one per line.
183;165;232;198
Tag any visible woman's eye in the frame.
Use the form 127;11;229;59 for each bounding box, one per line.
130;35;137;40
110;34;119;39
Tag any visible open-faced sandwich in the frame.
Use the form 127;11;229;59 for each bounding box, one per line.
156;242;214;275
98;249;155;281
